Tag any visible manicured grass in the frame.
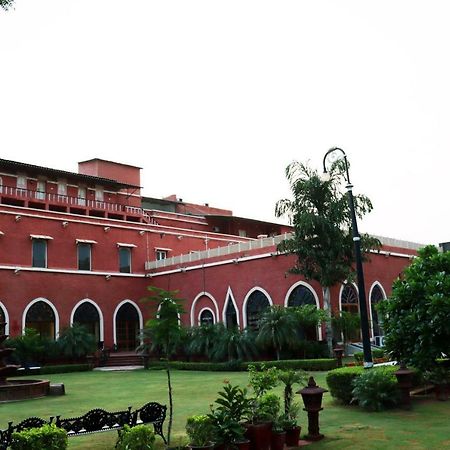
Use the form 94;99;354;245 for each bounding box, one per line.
2;369;449;449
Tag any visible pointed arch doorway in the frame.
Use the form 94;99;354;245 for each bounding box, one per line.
114;302;141;351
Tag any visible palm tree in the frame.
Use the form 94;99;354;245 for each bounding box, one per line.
57;323;96;358
256;306;297;360
211;326;258;362
187;323;223;360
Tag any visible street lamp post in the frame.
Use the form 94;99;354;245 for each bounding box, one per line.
323;147;373;368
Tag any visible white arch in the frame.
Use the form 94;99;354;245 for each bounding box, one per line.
70;298;104;342
112;299;144;346
0;301;10;335
284;281;320;308
368;281;387;338
197;307;216;326
242;286;273;329
338;282;359;312
190;291;220;327
222;286;241;328
284;281;322;340
22;297;60;339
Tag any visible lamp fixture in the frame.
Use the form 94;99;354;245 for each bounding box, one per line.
105;274;112;280
139;230;145;236
14;268;20;275
104;227;110;232
15;215;21;222
62;221;69;228
177;235;183;240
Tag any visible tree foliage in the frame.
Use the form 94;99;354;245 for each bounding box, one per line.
57;324;96;358
0;0;14;11
378;245;450;370
256;306;298;360
275;161;379;287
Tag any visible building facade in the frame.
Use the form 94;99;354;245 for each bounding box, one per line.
0;158;422;350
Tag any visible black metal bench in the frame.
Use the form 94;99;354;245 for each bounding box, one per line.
0;401;167;449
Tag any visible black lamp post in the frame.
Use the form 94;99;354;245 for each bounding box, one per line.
323;147;373;368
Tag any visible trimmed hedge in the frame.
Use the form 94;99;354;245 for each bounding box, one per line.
40;364;92;374
326;365;423;404
148;359;337;372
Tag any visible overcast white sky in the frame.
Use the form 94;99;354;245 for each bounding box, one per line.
0;1;448;245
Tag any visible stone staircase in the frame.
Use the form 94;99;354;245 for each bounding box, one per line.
103;351;144;367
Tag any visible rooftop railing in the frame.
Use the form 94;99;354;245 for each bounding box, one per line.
145;233;292;270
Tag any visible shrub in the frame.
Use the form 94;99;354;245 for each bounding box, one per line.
326;366;365;404
257;392;281;422
57;324;96;358
11;424;68;450
116;424;155;450
352;367;400;411
185;415;214;446
243;359;336;372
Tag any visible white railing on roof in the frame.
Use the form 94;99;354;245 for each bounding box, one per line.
145;233;293;270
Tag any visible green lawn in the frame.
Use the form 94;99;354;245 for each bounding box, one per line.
2;369;449;449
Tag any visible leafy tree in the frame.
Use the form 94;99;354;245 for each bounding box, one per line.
57;324;96;358
378;245;450;371
0;0;14;11
291;304;328;340
275;160;380;354
5;328;46;365
141;286;185;447
256;306;297;360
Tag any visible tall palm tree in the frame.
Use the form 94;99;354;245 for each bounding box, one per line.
256;306;297;360
211;326;258;362
187;323;223;360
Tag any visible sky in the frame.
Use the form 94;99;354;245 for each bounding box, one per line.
0;1;448;246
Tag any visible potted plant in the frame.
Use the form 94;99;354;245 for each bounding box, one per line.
270;415;287;450
209;382;251;450
244;365;279;450
283;402;302;446
186;415;215;449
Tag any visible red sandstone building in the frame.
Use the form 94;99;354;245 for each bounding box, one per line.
0;158;422;351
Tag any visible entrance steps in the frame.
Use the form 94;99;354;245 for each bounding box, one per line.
103;351;144;367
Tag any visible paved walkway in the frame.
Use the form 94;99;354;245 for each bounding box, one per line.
93;365;144;371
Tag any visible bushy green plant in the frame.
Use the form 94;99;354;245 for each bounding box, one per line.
5;328;46;365
351;367;400;411
40;363;92;374
326;366;365;404
57;324;96;358
211;382;252;422
11;424;68;450
278;369;307;415
208;409;246;447
116;425;156;450
378;245;450;371
248;364;279;398
256;392;281;422
185;415;214;446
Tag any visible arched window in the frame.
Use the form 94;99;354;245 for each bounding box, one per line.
340;284;360;342
341;284;359;313
246;290;270;330
115;302;140;351
370;285;385;337
287;285;316;307
225;297;238;329
199;309;214;326
73;302;101;343
0;306;5;335
25;301;56;339
287;284;318;340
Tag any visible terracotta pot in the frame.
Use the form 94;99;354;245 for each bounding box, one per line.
285;426;301;446
271;431;286;450
244;422;272;450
